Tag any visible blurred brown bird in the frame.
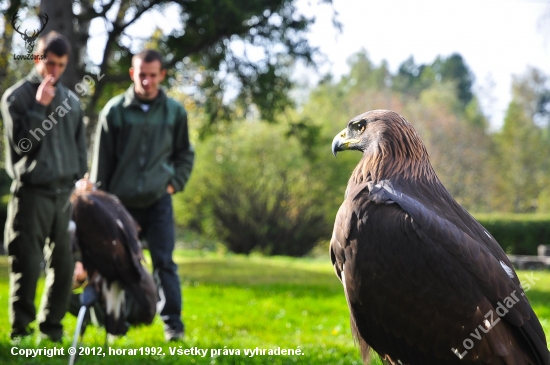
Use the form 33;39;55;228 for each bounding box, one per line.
71;176;157;335
330;110;549;365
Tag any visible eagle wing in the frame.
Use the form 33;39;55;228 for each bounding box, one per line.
330;180;549;365
72;192;141;279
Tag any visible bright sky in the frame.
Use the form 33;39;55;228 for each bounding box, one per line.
299;0;550;129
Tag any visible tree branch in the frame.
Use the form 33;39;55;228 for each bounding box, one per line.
121;0;162;29
78;0;118;21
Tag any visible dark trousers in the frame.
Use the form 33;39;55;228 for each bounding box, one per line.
127;193;183;332
4;184;74;340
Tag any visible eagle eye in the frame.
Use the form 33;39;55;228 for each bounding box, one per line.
355;120;366;134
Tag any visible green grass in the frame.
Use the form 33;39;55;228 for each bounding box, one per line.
0;251;367;364
0;251;548;364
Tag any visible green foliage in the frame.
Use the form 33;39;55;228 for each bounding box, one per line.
538;187;550;213
299;51;495;214
433;54;474;106
494;69;550;213
406;83;495;212
299;51;550;216
174;121;330;256
344;50;391;91
392;53;475;106
474;213;550;255
512;67;550;120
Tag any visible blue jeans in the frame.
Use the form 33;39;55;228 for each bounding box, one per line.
127;193;183;332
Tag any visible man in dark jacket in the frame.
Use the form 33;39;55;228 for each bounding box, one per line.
1;31;87;341
90;49;194;341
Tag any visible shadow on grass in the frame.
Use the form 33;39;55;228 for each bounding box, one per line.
176;257;343;298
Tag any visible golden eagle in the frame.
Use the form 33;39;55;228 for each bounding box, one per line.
330;110;549;365
70;177;157;336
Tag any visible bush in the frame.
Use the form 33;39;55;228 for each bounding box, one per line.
174;122;330;256
474;213;550;255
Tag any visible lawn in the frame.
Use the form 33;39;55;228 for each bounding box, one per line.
0;251;548;364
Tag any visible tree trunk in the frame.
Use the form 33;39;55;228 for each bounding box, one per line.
40;0;90;89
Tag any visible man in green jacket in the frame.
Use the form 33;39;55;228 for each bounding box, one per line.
1;31;87;341
91;49;194;341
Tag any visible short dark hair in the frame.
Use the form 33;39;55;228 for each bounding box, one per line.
36;31;71;57
132;49;164;69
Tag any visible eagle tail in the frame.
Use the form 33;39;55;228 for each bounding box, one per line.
518;315;550;365
102;280;128;335
350;315;374;364
120;266;157;325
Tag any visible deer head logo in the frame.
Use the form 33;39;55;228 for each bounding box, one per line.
12;11;49;54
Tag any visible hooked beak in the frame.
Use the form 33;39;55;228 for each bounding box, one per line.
332;128;360;156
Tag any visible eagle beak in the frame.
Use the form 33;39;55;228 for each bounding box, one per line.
332;128;359;156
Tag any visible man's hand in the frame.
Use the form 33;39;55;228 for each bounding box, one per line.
72;261;88;289
36;75;56;106
167;184;175;194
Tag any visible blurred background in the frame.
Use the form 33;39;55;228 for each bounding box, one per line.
1;0;550;257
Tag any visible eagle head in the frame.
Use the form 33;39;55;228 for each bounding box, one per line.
332;109;413;156
74;173;97;193
331;112;372;156
332;109;434;182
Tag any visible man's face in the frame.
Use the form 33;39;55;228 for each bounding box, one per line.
130;59;166;100
34;52;68;83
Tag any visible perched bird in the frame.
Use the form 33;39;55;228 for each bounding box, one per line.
330;110;549;365
70;176;157;336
